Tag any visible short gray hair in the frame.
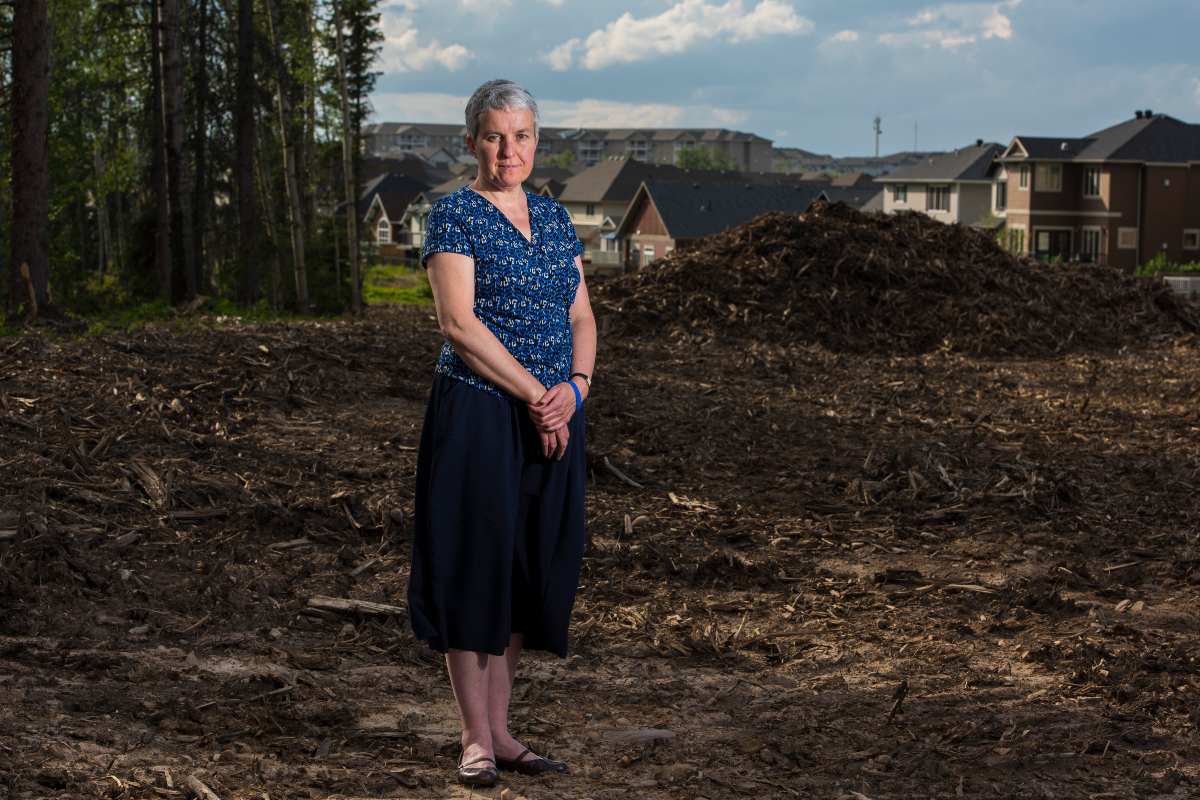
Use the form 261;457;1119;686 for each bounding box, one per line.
465;79;540;140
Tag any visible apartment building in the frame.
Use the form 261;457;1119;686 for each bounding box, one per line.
999;112;1200;268
363;122;774;172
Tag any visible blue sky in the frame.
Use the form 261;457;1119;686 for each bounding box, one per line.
369;0;1200;156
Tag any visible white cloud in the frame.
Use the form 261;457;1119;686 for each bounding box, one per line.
542;38;581;72
546;0;813;71
458;0;509;7
882;0;1020;50
370;92;748;129
378;13;472;72
827;29;859;44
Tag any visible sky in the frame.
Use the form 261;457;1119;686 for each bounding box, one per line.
368;0;1200;157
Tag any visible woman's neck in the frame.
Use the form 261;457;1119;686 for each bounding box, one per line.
471;176;524;203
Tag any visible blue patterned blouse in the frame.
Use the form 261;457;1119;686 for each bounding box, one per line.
422;185;584;399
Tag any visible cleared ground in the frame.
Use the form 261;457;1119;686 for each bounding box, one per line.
1;299;1198;800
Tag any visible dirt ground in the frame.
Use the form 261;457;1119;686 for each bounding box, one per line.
2;298;1199;800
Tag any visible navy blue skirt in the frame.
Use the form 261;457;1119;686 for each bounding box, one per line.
407;373;587;658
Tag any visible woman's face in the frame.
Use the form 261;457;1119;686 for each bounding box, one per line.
469;107;537;191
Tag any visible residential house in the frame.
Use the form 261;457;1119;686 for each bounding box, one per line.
556;158;664;268
875;141;1004;226
360;173;432;260
614;179;828;270
999;111;1200;267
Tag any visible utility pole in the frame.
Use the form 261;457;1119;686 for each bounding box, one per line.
914;121;918;151
873;115;882;158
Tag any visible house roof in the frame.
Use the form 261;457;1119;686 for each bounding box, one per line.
359;154;448;186
820;186;885;212
617;179;827;241
1002;114;1200;163
359;173;430;220
558;158;663;204
558;157;818;204
876;142;1003;183
830;171;876;187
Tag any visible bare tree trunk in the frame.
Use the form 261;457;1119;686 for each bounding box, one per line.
150;0;171;301
93;149;111;275
254;134;285;310
10;0;51;315
162;0;194;300
189;0;211;293
301;0;318;234
334;7;361;314
235;0;258;305
265;0;308;311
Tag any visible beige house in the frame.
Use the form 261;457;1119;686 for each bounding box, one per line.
875;141;1004;226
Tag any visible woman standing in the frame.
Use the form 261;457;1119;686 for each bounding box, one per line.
406;79;597;788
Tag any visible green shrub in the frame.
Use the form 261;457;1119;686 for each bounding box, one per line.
1136;252;1200;276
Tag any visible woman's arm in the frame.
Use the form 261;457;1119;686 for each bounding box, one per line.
567;255;597;402
426;251;547;404
528;256;597;432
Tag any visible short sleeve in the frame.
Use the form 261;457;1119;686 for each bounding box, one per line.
557;202;584;259
422;201;474;266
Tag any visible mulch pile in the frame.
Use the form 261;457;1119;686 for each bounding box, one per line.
596;202;1200;355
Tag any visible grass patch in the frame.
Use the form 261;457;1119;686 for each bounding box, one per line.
365;262;432;306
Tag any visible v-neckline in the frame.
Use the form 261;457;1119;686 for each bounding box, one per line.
468;186;534;245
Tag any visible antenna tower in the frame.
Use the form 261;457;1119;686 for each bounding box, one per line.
873;115;882;158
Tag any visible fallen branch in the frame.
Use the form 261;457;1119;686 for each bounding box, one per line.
185;775;222;800
603;456;644;489
307;595;406;617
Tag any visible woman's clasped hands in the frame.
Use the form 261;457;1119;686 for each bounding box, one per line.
527;380;586;460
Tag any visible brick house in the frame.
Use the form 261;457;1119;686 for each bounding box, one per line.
998;112;1200;268
875;141;1004;226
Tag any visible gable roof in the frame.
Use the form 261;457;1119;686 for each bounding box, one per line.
617;179;826;241
876;142;1003;183
1002;114;1200;164
557;158;663;204
820;186;885;212
359;173;429;220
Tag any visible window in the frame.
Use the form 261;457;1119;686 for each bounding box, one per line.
578;139;604;164
643;245;655;265
1118;227;1138;250
376;218;391;244
585;203;596;216
1184;230;1200;250
928;185;950;212
1035;163;1062;192
1080;227;1102;262
1083;166;1101;197
892;184;908;203
1018;164;1030;190
626;139;648;160
995;181;1007;211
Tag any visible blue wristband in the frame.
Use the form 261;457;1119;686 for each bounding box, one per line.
568;379;582;410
